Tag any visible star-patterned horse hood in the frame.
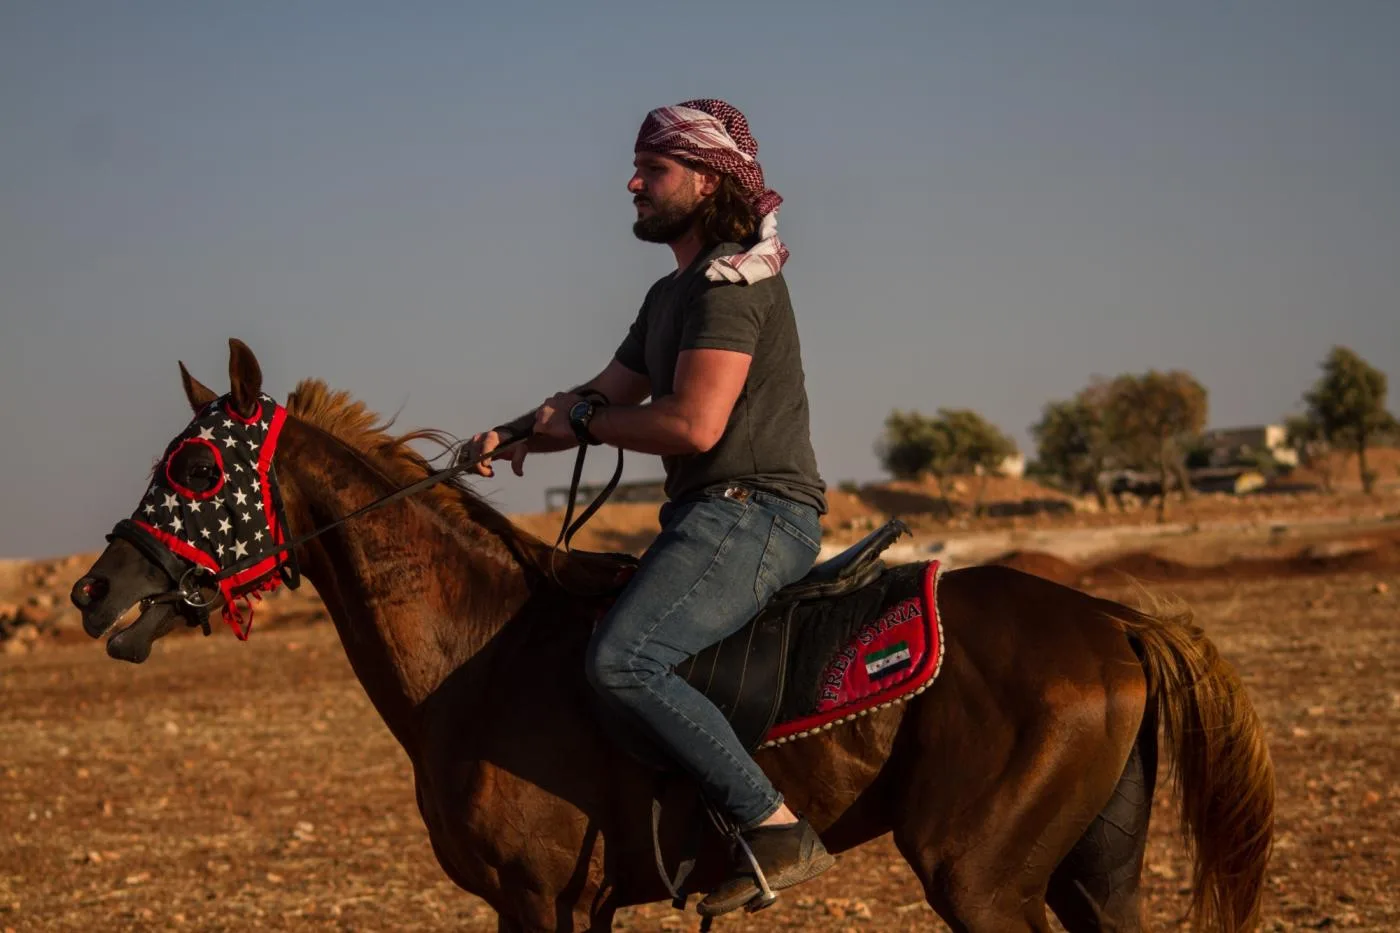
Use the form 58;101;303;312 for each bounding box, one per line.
126;391;291;639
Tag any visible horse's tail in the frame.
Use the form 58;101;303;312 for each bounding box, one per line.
1109;594;1275;933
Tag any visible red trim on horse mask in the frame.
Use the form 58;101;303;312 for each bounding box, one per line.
127;393;289;639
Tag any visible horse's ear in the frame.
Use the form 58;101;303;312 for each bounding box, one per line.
179;361;218;413
227;338;264;417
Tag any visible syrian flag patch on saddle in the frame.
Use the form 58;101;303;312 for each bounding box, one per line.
760;560;944;747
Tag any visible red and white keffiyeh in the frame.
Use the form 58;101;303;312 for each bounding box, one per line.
635;98;789;285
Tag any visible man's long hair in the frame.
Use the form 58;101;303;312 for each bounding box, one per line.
695;174;760;247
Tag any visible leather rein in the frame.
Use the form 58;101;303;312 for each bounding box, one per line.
130;422;624;633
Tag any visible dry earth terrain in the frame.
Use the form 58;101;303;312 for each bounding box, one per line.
2;479;1398;932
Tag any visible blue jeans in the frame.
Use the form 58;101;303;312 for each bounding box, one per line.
584;487;823;829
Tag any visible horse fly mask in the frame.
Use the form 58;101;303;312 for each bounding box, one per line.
107;392;299;639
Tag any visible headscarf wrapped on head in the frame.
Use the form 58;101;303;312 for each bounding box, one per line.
634;98;788;285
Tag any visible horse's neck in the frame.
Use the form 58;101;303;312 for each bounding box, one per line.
276;421;535;739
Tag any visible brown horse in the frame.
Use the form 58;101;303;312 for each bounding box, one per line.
71;340;1274;932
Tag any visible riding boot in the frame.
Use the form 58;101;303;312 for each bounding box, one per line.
696;816;836;918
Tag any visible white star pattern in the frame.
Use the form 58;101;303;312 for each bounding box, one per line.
130;398;287;579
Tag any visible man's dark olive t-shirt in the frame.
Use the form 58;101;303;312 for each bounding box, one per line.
614;242;827;514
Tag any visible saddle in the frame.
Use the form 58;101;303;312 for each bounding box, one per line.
676;517;931;750
580;517;946;760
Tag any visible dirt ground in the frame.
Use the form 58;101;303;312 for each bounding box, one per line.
2;504;1398;931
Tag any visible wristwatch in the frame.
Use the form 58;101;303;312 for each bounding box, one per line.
568;397;603;446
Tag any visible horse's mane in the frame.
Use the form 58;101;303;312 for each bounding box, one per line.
283;378;624;591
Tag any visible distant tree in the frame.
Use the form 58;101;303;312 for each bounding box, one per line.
1031;389;1114;509
876;410;948;482
1302;347;1396;495
1103;370;1209;522
938;408;1018;514
876;408;1016;513
1284;413;1335;494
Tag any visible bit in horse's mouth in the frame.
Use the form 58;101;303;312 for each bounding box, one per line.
94;597;161;642
88;601;141;640
105;601;177;663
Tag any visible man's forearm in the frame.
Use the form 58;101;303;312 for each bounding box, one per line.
495;372;634;456
589;398;708;456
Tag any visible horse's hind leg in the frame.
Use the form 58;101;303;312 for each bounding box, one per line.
893;692;1142;931
1047;710;1158;933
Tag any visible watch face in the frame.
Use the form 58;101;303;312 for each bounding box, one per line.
569;400;592;421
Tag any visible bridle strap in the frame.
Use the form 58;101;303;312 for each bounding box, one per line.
108;519;191;588
266;463;301;590
118;409;629;624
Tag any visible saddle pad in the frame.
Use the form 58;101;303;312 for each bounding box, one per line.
760;560;943;748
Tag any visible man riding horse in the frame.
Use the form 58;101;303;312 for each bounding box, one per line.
463;98;833;917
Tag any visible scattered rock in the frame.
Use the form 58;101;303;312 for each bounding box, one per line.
13;605;49;628
26;591;56;611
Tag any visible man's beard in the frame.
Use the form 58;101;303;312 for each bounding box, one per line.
632;195;701;244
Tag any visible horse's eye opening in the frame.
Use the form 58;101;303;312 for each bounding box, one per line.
166;438;225;498
184;461;220;491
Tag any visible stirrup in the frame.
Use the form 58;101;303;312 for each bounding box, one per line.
733;831;779;912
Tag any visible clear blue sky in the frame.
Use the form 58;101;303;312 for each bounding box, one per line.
2;3;1397;558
